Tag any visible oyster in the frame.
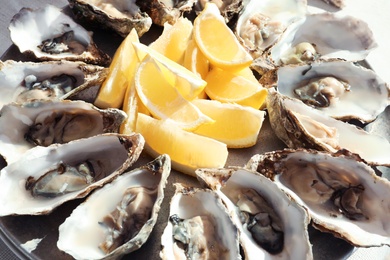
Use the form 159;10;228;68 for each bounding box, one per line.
68;0;152;37
196;167;313;259
195;0;245;24
268;61;389;123
0;100;126;164
9;5;111;66
267;12;377;67
235;0;307;57
160;183;240;260
0;133;144;216
246;149;390;247
0;60;108;108
266;89;390;166
57;155;171;260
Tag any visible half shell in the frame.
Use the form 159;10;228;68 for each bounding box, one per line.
0;133;144;216
57;154;171;260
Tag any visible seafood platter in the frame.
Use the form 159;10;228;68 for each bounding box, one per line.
0;0;389;259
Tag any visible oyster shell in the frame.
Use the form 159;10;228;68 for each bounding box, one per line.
267;12;377;67
68;0;152;37
236;0;307;58
268;61;389;123
246;149;390;247
266;89;390;166
160;183;241;260
57;154;171;260
320;0;345;9
0;60;108;108
196;167;313;259
195;0;245;24
9;5;111;66
0;133;144;216
0;100;126;164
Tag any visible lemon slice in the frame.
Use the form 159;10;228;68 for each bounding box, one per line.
193;3;253;71
205;67;268;109
94;29;139;108
134;55;213;130
183;39;209;79
120;82;138;134
192;99;266;148
136;113;228;176
149;17;193;64
133;42;207;100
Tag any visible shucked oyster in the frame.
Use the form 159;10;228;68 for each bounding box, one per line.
196;167;313;259
0;60;107;108
266;89;390;166
0;100;126;164
160;183;240;260
68;0;152;37
246;149;390;247
267;61;389;123
57;155;171;260
267;89;390;166
0;133;144;216
9;5;111;66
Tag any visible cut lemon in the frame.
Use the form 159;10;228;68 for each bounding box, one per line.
94;29;139;108
134;56;213;130
183;39;209;79
136;113;228;176
193;3;253;70
133;42;207;100
149;17;193;64
192;99;266;148
120;82;137;134
205;67;268;109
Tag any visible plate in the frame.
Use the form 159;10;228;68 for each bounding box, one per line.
0;2;387;260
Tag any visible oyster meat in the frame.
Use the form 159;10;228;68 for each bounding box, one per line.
269;61;389;123
246;149;390;247
68;0;152;37
196;167;313;259
0;100;126;164
57;155;171;260
0;60;108;108
266;89;390;166
9;5;111;66
0;133;144;216
160;183;240;260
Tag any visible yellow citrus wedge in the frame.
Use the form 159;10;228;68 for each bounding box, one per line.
192;99;266;148
193;3;253;70
134;56;213;130
133;42;207;100
94;29;139;108
120;82;137;134
205;67;268;109
149;17;193;64
183;39;209;79
136;113;228;176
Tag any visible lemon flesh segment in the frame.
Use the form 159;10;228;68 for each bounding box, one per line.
94;29;139;109
136;113;228;177
150;17;193;64
134;56;213;130
192;99;266;148
193;3;253;71
133;42;207;100
205;67;268;109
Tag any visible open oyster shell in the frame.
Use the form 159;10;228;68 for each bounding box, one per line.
246;149;390;247
265;61;389;123
9;5;111;66
0;100;126;164
266;12;377;67
160;183;241;260
0;133;144;216
194;0;245;24
266;89;390;166
57;154;171;260
0;60;108;108
196;167;313;260
68;0;152;37
236;0;307;58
